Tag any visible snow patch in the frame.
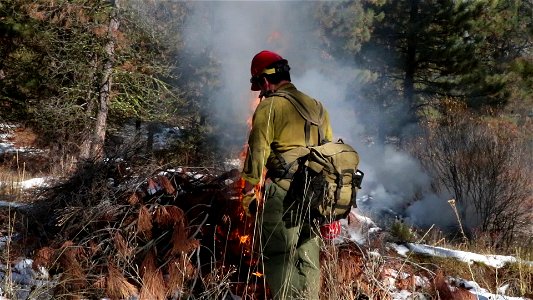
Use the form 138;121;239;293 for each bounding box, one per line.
403;243;530;268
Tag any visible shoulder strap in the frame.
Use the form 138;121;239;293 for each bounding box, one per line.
270;91;326;146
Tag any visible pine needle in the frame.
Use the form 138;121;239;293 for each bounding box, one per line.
137;205;153;240
139;249;166;300
157;175;176;194
106;262;138;300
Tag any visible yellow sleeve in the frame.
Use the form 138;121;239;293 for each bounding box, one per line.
241;99;275;185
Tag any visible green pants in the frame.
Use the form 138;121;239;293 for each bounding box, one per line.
260;181;321;300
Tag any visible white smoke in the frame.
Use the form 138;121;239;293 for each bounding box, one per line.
181;1;456;229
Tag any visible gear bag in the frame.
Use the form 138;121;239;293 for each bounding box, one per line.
270;91;364;225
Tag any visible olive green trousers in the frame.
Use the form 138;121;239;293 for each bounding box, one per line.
260;182;321;300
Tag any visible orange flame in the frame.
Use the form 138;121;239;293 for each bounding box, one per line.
246;95;260;128
240;235;250;244
238;91;263;202
267;31;282;43
213;91;270;281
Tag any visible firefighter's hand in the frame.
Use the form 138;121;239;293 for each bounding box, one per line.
242;192;258;217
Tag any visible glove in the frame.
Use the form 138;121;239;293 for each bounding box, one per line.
241;192;258;217
320;220;341;240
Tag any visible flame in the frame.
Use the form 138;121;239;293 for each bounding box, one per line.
238;91;260;163
267;31;282;43
266;31;288;55
238;91;264;201
210;90;269;295
225;92;266;264
239;235;250;244
206;76;276;299
246;94;260;128
212;91;264;272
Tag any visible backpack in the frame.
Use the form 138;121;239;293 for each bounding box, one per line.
270;91;364;225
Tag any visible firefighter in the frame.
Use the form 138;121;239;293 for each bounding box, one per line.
241;50;333;300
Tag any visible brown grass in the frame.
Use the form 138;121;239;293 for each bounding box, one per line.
113;232;133;259
396;274;416;291
21;161;530;299
10;126;38;148
434;271;477;300
106;262;138;299
154;205;183;228
157;175;176;195
56;241;88;295
137;205;153;240
127;192;141;205
33;246;56;269
320;243;393;300
166;256;197;297
169;220;200;256
139;249;166;300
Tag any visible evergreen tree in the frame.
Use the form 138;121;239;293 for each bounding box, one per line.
315;0;384;61
0;0;45;121
0;0;186;162
328;0;533;140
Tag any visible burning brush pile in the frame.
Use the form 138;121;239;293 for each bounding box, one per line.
17;159;455;300
22;160;265;299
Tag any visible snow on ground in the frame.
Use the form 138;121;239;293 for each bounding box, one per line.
0;140;16;155
0;124;42;156
0;258;54;300
13;178;48;190
0;178;50;204
394;243;533;268
0;201;25;209
387;240;533;300
449;278;527;300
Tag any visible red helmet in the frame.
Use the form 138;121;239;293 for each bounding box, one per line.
250;50;287;91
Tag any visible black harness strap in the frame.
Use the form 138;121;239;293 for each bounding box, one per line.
267;154;299;179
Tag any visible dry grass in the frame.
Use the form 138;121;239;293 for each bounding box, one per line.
137;205;153;240
320;242;385;299
113;232;134;259
106;262;138;299
166;255;197;298
139;249;166;300
318;223;533;300
12;161;243;299
2;156;530;299
0;166;27;202
408;242;533;299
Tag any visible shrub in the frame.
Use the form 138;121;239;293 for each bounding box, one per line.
390;219;417;243
417;110;532;248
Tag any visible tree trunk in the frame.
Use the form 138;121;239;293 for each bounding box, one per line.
79;54;99;160
80;1;120;161
404;0;419;108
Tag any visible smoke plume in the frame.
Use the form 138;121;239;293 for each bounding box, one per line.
180;2;456;229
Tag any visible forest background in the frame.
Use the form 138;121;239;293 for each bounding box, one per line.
1;0;532;260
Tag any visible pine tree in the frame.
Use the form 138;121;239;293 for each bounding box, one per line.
0;0;186;162
353;0;532;139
